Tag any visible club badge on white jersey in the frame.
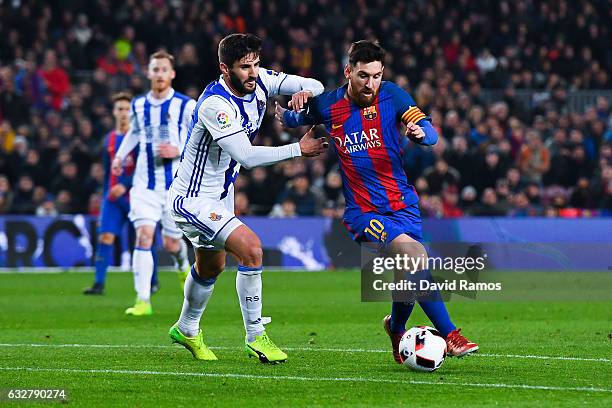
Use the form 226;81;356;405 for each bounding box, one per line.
172;69;289;200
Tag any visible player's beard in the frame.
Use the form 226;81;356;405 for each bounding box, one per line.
228;71;256;95
153;78;171;93
350;85;378;107
358;88;378;107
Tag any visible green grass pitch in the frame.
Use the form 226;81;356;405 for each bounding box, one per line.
0;270;610;407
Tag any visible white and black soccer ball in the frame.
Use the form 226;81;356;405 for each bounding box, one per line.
399;326;447;372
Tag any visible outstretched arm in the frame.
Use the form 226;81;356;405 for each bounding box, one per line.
261;69;324;97
274;99;322;128
202;97;326;169
277;74;324;97
217;132;300;170
260;69;324;111
277;74;324;111
217;126;326;169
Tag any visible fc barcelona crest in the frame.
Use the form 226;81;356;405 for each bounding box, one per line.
363;106;377;120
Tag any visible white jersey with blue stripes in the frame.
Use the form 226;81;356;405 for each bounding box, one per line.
130;89;196;192
172;69;303;200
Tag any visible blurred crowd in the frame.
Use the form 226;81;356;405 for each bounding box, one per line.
0;0;611;218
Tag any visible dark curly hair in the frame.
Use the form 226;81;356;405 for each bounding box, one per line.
218;33;262;66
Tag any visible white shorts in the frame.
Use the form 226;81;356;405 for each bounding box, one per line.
168;188;243;250
128;186;183;239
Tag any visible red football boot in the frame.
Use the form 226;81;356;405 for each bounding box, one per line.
382;315;405;364
446;328;479;357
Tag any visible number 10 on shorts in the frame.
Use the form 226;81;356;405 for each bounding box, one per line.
364;219;385;242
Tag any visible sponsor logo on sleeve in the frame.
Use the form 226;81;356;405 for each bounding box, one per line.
216;111;231;129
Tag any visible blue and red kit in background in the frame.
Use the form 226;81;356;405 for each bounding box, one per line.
93;130;158;288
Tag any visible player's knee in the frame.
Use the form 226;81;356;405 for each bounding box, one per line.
390;237;428;272
226;226;263;267
404;242;428;271
400;240;426;259
411;241;427;259
99;233;115;245
241;244;263;268
135;230;153;249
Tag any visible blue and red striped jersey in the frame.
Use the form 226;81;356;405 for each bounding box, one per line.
291;81;435;216
102;130;137;198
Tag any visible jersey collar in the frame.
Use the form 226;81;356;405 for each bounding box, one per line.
146;88;175;105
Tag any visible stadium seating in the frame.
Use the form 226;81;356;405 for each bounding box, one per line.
0;0;610;217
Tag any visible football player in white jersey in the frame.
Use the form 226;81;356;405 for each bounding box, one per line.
168;34;327;363
112;51;196;316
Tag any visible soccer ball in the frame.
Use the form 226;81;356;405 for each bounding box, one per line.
399;326;447;372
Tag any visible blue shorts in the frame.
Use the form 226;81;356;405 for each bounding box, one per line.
343;204;423;245
99;197;130;235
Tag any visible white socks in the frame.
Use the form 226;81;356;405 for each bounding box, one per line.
171;239;190;271
236;265;265;342
178;266;216;337
174;264;265;342
133;247;153;302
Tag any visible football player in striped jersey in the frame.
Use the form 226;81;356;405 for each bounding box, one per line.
168;33;326;363
112;51;195;316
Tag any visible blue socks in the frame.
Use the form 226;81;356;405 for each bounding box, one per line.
417;269;456;337
94;242;112;285
419;298;455;337
389;269;456;337
390;301;415;333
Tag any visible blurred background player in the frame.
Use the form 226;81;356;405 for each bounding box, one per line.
278;40;478;361
112;51;196;316
83;92;158;296
168;33;327;363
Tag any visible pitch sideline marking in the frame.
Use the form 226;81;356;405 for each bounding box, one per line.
0;343;610;363
0;366;610;394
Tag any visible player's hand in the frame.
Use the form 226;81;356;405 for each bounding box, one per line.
158;143;179;158
111;157;123;176
289;90;313;112
299;126;329;157
405;122;425;141
274;101;288;125
108;183;127;201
